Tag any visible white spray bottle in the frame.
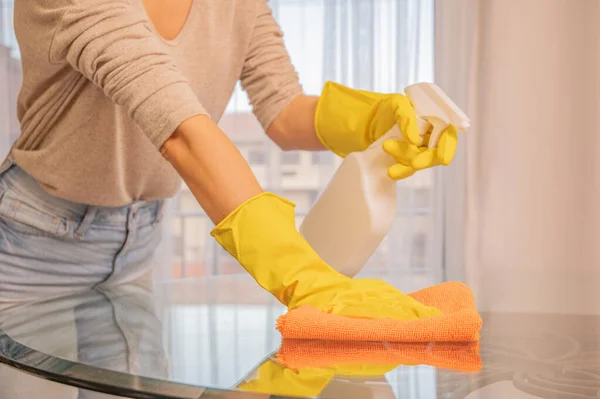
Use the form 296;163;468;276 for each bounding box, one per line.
299;82;471;278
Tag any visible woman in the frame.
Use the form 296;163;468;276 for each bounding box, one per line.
3;0;457;319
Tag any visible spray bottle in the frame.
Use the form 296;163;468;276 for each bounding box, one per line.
299;82;470;278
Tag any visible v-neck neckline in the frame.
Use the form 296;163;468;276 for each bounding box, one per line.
142;0;196;46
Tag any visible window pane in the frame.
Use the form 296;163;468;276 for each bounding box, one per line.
281;151;300;165
414;187;432;209
247;149;266;164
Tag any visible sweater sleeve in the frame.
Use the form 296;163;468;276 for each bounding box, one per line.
44;0;208;148
240;0;304;131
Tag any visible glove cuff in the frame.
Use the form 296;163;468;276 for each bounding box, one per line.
210;192;338;305
315;81;383;157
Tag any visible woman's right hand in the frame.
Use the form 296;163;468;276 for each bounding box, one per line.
211;191;441;321
163;116;440;321
292;277;442;320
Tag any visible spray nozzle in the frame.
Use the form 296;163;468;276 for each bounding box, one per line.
405;83;471;148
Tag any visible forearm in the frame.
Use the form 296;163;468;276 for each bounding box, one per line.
267;95;326;151
161;115;263;225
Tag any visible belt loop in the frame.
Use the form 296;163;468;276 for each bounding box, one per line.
130;202;139;219
128;203;139;231
75;206;97;238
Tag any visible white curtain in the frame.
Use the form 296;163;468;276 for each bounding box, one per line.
437;0;600;314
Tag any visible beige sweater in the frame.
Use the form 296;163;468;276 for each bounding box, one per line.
12;0;303;206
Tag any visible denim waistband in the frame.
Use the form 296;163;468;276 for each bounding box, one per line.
0;155;165;229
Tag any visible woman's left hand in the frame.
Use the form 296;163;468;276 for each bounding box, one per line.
313;81;459;180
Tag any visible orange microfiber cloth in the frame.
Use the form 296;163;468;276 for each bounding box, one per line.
276;281;482;342
276;339;482;372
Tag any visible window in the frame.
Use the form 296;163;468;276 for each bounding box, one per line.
311;152;320;165
412;233;427;268
414;187;432;209
281;151;300;165
311;152;332;165
1;1;18;58
247;149;266;165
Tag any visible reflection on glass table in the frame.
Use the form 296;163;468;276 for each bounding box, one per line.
1;274;600;399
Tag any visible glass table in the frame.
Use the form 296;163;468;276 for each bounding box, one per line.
1;273;599;399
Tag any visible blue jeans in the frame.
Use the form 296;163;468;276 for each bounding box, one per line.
0;156;164;302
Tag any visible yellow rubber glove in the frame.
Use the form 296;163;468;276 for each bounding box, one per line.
237;358;398;397
382;124;459;179
314;81;458;180
211;192;442;320
237;359;334;396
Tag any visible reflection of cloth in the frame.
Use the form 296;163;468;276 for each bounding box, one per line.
277;281;482;342
277;340;482;373
237;339;480;397
0;282;168;399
